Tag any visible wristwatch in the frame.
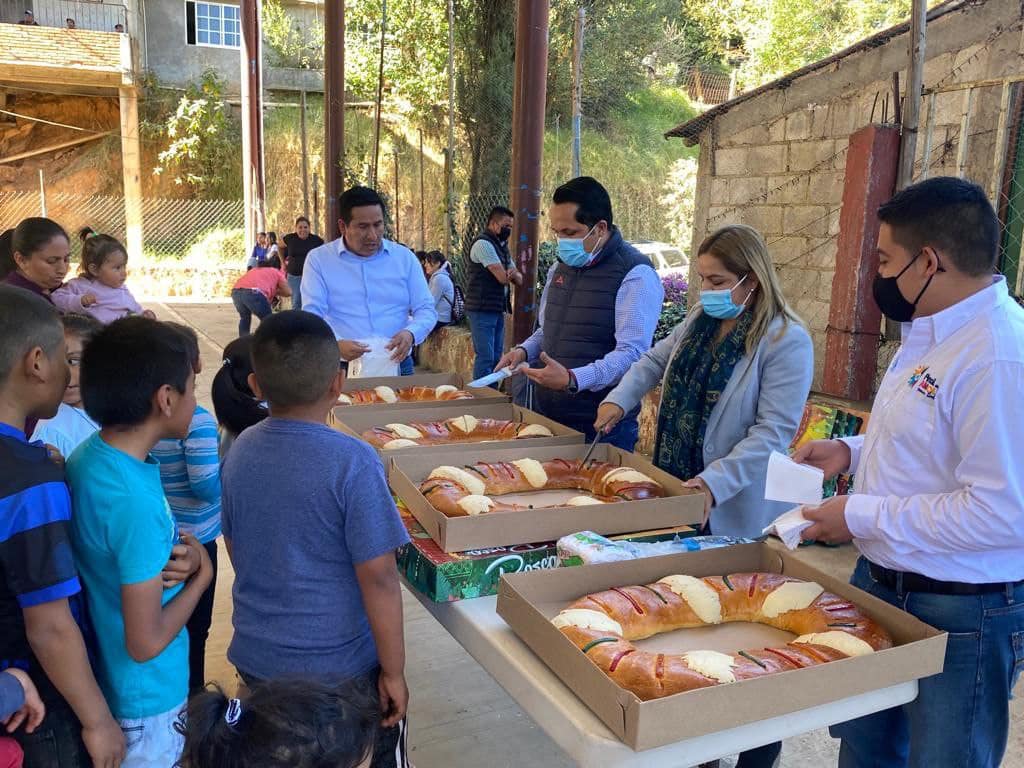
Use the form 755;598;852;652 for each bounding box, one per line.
565;371;579;394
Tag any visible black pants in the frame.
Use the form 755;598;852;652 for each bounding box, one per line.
736;741;782;767
238;667;406;768
187;540;219;693
14;700;90;768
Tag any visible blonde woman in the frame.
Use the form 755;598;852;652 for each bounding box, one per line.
597;224;813;536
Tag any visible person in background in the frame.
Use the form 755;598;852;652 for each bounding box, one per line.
465;206;522;381
495;177;663;450
210;336;267;460
302;186;435;376
152;323;222;694
176;680;379;768
794;177;1024;768
64;18;75;28
67;316;212;768
4;218;69;303
246;233;267;271
1;666;45;768
52;234;155;323
0;285;126;768
230;254;291;336
0;229;16;281
221;311;410;767
17;10;38;25
281;216;324;312
266;233;279;264
114;22;124;32
31;313;103;458
423;250;454;333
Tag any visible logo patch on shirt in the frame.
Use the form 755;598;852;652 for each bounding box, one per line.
907;365;939;400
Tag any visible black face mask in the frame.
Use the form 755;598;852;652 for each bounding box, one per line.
498;226;512;242
872;250;943;323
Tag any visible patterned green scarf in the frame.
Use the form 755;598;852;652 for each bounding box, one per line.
654;310;752;481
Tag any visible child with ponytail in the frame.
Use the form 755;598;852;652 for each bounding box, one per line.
52;234;155;323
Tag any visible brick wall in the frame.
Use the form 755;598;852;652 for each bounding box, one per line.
688;0;1023;390
0;23;123;72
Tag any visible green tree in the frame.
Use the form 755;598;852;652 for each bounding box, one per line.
262;0;322;69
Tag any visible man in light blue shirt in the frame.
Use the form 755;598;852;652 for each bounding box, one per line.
301;186;437;375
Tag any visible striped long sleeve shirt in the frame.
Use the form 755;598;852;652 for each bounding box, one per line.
152;406;222;543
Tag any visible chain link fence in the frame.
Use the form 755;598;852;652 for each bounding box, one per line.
0;190;244;264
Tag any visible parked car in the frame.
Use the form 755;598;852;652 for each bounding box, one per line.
630;239;689;276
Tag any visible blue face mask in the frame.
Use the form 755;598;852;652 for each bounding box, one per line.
701;274;751;319
557;225;601;267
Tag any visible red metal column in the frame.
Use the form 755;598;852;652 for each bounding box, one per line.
509;0;550;344
822;124;900;400
240;0;265;254
324;0;345;237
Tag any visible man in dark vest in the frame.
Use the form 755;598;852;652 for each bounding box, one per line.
495;177;663;450
465;206;523;381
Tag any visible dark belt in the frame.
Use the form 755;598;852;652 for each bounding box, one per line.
867;561;1024;596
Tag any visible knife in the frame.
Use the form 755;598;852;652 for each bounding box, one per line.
468;366;517;389
577;429;603;468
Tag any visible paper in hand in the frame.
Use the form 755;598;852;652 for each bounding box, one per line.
763;507;815;550
764;451;824;506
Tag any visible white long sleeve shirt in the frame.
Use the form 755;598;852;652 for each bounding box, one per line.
841;277;1024;583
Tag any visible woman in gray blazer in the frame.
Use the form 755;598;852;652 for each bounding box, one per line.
596;224;814;539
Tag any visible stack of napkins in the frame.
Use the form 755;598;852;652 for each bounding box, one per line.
762;452;825;549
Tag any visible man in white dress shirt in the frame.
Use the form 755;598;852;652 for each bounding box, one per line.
796;177;1024;768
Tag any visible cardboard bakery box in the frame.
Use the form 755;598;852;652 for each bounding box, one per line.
335;371;508;413
396;499;698;602
330;402;582;458
496;542;947;751
389;442;706;552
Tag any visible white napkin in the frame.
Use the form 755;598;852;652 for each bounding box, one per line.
764;451;824;506
762;507;814;550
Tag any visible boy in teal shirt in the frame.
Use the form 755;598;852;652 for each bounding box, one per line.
66;317;212;768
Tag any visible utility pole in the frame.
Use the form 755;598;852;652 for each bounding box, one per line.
570;6;584;178
371;0;387;188
509;0;550;344
324;0;345;236
419;128;426;251
393;149;400;241
897;0;927;190
444;0;455;258
313;173;321;237
240;0;266;258
300;89;309;218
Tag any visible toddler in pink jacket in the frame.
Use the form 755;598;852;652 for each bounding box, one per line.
52;234;155;323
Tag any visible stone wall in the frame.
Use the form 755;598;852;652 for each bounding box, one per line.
132;265;243;300
418;325;663;455
687;0;1024;391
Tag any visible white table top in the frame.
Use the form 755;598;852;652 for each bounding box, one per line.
407;586;918;768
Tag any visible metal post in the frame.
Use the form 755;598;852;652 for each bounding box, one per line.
38;169;46;216
419;128;426;251
728;69;738;100
300;89;309;218
897;0;927;190
393;149;400;242
509;0;550;344
570;7;584;178
371;0;387;188
325;0;345;236
240;0;266;258
444;0;456;259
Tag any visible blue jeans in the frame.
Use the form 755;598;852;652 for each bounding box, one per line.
580;414;640;452
232;289;273;336
831;557;1024;768
14;700;90;767
467;310;504;382
287;274;302;310
400;354;414;376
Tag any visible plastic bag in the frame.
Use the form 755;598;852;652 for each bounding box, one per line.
557;530;754;566
348;336;400;378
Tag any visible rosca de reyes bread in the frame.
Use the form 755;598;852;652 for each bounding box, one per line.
337;384;473;405
553;572;892;700
361;414;554;449
419;458;665;516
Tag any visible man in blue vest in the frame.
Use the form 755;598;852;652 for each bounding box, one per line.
495;177;663;450
464;206;523;381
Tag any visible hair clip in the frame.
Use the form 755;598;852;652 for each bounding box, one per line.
222;358;232;367
224;698;243;727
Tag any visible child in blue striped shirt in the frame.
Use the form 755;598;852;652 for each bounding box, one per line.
152;322;221;693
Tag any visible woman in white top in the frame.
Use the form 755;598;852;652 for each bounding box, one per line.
423;250;455;332
32;312;103;457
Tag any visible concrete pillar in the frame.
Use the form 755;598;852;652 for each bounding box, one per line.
822;124;900;400
118;86;144;263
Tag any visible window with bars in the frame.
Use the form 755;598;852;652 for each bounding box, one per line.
185;1;240;48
